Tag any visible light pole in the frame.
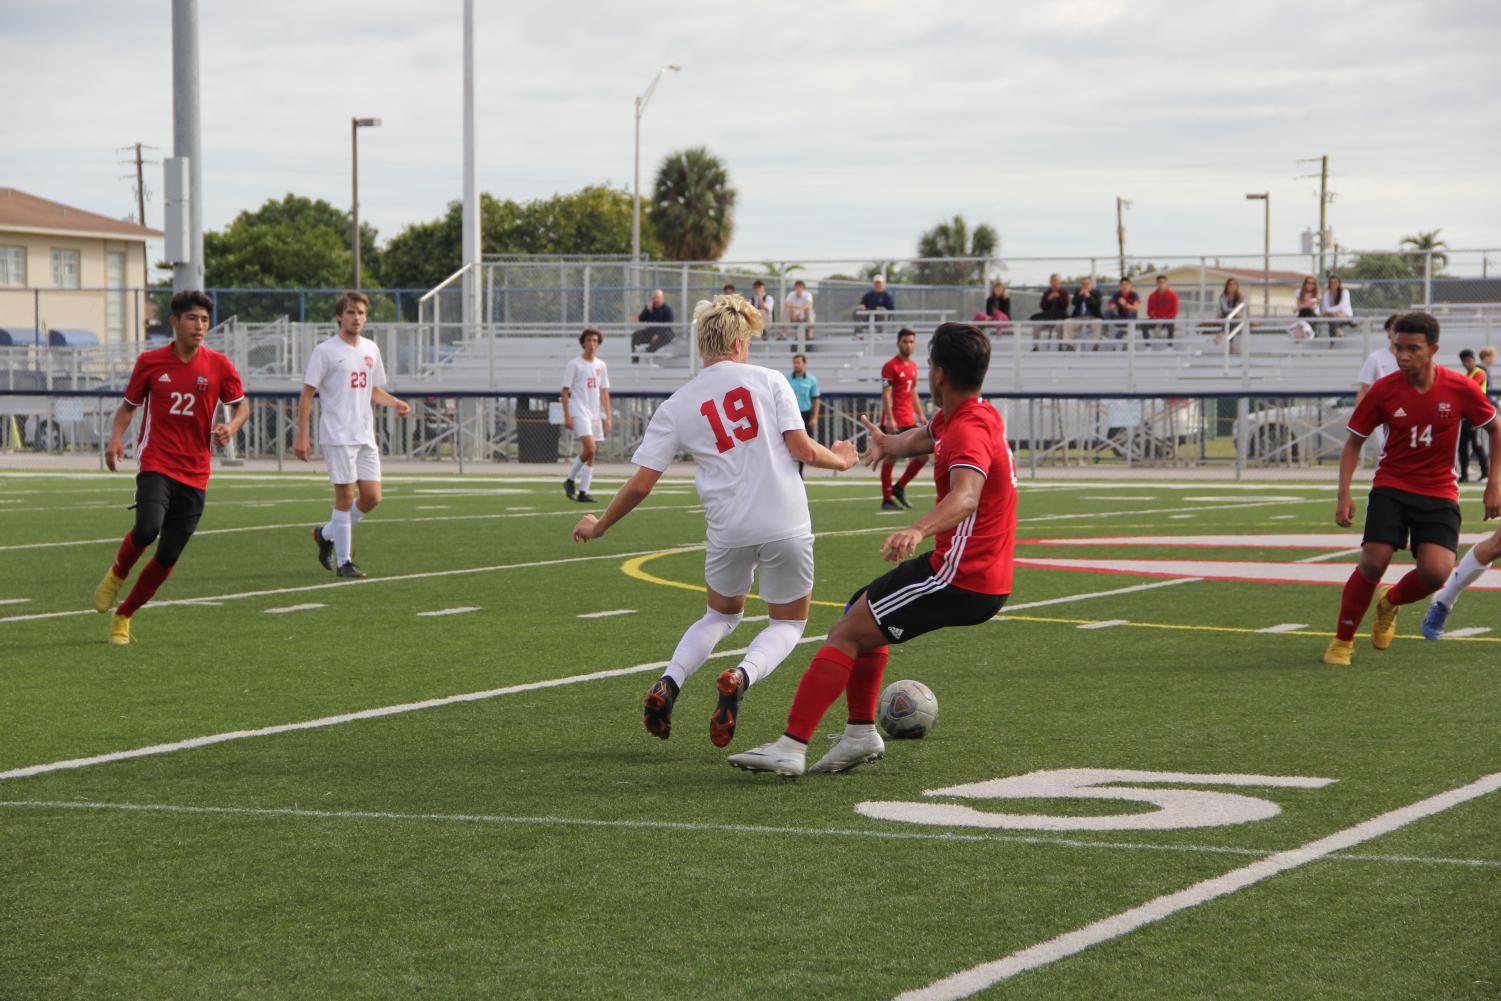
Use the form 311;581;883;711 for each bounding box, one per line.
351;116;381;289
632;64;680;272
1246;193;1270;313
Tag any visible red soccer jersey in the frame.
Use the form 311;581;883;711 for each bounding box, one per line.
882;356;920;426
1348;365;1495;500
926;398;1018;595
123;345;246;490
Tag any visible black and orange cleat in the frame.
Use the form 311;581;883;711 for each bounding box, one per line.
643;676;679;740
710;668;747;748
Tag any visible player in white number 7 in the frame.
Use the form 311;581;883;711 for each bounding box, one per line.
573;295;857;749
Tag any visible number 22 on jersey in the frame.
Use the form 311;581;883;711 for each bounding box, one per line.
700;387;760;453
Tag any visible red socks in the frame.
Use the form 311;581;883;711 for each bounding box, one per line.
845;647;889;724
1335;568;1380;641
880;462;894;500
1384;569;1437;608
112;533;146;578
895;458;927;490
116;559;173;619
786;646;855;742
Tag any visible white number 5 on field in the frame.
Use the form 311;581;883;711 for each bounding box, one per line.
856;769;1336;831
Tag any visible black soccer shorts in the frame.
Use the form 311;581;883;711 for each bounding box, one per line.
849;552;1007;645
1362;485;1461;555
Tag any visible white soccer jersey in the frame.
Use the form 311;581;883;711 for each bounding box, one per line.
1359;347;1399;386
632;361;811;549
563;356;609;422
304;335;388;446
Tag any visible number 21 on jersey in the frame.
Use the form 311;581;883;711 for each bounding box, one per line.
700;387;760;453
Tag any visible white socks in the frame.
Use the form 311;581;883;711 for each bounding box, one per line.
736;618;808;687
1436;547;1489;608
350;506;366;526
568;457;585;481
323;508;352;565
578;464;594;493
663;609;743;688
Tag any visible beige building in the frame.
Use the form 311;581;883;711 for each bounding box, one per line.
0;187;161;346
1147;264;1309;316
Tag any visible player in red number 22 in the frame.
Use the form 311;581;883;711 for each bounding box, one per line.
573;295;857;751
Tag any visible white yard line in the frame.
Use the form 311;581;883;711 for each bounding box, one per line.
0;598;29;606
2;799;1498;872
263;604;325;615
1257;623;1309;634
0;636;829;783
891;771;1501;1001
1444;626;1493;638
577;609;637;619
997;577;1202;614
1077;619;1129;630
417;607;480;617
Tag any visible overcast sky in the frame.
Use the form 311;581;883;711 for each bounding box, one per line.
5;0;1500;281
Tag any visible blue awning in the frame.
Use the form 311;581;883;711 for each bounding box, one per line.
0;327;43;346
47;329;101;347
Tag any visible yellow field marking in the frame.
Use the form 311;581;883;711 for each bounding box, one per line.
620;550;1501;644
619;548;849;608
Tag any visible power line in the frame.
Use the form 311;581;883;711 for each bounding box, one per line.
118;142;160;286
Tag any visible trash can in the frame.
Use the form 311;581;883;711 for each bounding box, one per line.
516;405;561;463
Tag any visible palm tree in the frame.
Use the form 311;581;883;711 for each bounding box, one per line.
650;147;736;261
914;214;1000;284
1400;229;1449;273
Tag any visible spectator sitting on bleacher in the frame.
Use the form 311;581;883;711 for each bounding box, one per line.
631;289;676;361
983;280;1010;334
1108;278;1141;339
1031;274;1070;322
1066;277;1105;351
782;279;815;340
750;280;775;327
722;284;737;296
1146;274;1179;343
1321;273;1353;337
855;275;895;335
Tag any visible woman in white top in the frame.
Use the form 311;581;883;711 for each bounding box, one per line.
1321;274;1353;336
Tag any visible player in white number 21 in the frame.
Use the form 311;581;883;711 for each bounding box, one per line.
573;295;858;747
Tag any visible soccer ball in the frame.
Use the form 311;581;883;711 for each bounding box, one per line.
878;680;938;740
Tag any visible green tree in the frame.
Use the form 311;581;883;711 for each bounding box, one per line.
913;215;1000;285
1400;229;1449;272
202;194;380;321
1340;252;1425;311
379;186;659;299
650;147;736;261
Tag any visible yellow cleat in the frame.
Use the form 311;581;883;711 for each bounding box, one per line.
1371;587;1398;650
1323;638;1354;666
94;568;125;613
109;613;133;645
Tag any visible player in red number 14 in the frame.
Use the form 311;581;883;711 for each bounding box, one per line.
1325;311;1501;665
574;295;857;749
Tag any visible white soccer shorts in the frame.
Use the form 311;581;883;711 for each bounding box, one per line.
570;413;604;440
324;443;381;484
704;534;815;604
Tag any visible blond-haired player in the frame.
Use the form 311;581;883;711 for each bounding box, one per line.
295;291;410;578
573;295;858;747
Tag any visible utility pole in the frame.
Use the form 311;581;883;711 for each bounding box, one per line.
1297;155;1334;275
1115;197;1132;278
118;143;159;287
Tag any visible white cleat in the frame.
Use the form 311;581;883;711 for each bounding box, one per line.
728;737;806;780
808;725;886;774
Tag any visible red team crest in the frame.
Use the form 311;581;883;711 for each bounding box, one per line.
364;355;375;369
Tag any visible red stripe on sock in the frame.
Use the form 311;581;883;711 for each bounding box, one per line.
1385;568;1437;607
116;559;173;619
1335;567;1380;642
880;462;894;500
112;532;146;578
786;645;855;743
845;646;889;724
896;457;927;489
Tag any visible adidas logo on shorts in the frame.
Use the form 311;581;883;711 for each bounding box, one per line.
888;626;904;639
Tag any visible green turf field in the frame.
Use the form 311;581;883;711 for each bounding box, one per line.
2;470;1499;1000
